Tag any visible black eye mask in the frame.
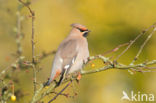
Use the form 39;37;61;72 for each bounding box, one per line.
77;27;88;32
76;28;90;37
79;29;85;32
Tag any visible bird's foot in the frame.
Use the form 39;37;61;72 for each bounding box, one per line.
76;72;81;84
77;72;81;80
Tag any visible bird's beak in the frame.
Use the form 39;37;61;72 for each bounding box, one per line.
83;30;90;37
87;30;91;32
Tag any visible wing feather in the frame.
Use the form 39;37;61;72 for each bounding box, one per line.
59;39;78;68
46;38;79;85
57;39;79;85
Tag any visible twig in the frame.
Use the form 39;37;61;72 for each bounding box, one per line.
48;81;72;103
144;67;156;69
130;26;156;65
50;91;72;98
30;54;156;103
81;56;156;75
18;0;35;16
32;65;37;94
102;42;129;55
0;59;19;77
16;11;23;56
0;3;24;77
18;0;35;62
114;23;156;62
38;51;56;60
18;0;37;94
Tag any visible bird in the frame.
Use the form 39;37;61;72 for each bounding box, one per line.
45;23;90;86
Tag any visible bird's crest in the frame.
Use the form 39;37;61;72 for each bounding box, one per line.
71;23;88;31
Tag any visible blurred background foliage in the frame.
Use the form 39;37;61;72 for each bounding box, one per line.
0;0;156;103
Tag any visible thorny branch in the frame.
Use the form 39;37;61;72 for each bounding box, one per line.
18;0;37;94
31;57;156;103
48;81;72;103
130;26;156;65
50;91;74;98
16;11;23;56
102;42;129;56
38;51;56;60
114;23;156;62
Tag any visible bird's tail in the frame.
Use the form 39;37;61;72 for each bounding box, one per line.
57;69;67;86
44;69;67;87
44;78;52;87
44;71;55;86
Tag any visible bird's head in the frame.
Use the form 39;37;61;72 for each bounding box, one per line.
70;23;90;37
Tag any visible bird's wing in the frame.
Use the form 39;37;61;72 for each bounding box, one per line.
57;39;79;85
59;39;79;68
45;39;79;86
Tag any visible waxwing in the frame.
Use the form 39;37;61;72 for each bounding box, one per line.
46;23;90;86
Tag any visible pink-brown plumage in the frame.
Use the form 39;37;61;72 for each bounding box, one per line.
47;23;90;85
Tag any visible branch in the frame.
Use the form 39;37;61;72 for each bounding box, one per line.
114;23;156;62
15;11;23;56
82;55;156;75
0;59;18;77
50;91;73;98
48;81;72;103
30;55;156;103
102;42;129;56
18;0;37;94
0;3;25;78
18;0;35;17
38;50;56;60
130;25;156;65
